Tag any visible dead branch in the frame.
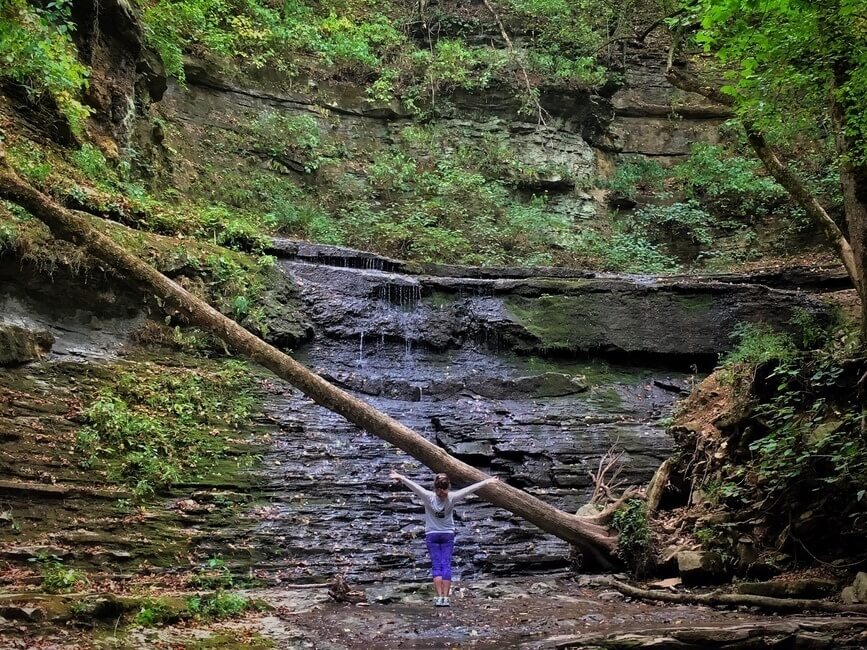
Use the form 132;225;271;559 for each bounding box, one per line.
604;578;867;614
480;0;548;126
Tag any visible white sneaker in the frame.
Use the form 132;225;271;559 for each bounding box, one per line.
441;597;450;607
434;596;443;606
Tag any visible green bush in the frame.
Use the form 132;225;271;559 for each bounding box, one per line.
674;143;788;218
629;202;716;247
134;598;180;626
69;143;114;185
612;499;651;573
77;361;255;497
604;158;667;200
748;354;867;519
31;554;87;593
187;591;259;619
0;0;91;133
723;323;797;367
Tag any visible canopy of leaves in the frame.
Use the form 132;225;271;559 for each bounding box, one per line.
683;0;867;161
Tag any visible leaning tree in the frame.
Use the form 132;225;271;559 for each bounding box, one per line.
665;0;867;340
0;142;631;568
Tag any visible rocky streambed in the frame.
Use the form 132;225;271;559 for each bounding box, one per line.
0;245;855;647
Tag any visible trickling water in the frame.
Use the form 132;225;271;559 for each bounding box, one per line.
242;257;691;584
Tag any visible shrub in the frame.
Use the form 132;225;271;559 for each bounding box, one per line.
187;591;259;619
612;499;651;574
674;143;788;218
604;158;667;200
0;0;92;132
134;598;180;626
629;202;716;247
723;323;797;367
31;554;87;593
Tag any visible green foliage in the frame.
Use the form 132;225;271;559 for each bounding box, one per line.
570;229;679;273
186;591;259;619
673;143;788;218
612;498;651;573
196;204;273;252
502;0;611;87
31;554;87;593
789;307;835;351
190;557;234;590
723;323;797;367
138;0;613;106
748;352;867;521
629;202;715;247
5;142;54;185
69;143;114;185
0;0;91;133
409;39;510;101
140;0;405;82
76;361;255;497
604;158;667;200
134;597;180;626
250;111;325;173
687;0;867;163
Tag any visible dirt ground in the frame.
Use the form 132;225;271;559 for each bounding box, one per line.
0;575;777;649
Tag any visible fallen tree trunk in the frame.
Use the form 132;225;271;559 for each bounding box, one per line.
536;618;867;650
0;146;619;567
605;578;867;615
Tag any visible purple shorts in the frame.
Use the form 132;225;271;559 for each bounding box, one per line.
425;532;455;580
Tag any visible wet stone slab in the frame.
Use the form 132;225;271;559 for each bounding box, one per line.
238;342;683;584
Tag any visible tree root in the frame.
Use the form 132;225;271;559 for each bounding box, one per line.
535;617;867;650
603;577;867;615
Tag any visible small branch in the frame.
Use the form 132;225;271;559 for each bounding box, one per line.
481;0;548;126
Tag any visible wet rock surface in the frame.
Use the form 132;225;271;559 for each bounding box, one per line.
282;246;832;364
0;322;54;366
243;343;681;584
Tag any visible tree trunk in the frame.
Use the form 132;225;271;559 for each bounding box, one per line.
0;148;620;567
604;578;867;615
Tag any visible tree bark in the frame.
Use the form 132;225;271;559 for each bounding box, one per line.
0;147;620;567
604;577;867;615
537;617;867;650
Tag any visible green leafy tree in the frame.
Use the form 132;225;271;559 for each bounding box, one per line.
667;0;867;341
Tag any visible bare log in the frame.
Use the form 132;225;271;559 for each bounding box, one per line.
536;618;867;650
604;578;867;615
0;146;619;566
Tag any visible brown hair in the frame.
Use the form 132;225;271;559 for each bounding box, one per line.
433;473;450;490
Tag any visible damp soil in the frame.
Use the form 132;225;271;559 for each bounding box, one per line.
0;576;773;649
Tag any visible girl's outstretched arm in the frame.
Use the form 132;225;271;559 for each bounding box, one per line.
450;476;499;503
390;470;432;499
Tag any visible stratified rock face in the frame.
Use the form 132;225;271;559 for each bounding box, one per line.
0;323;54;366
0;261;145;360
279;242;832;364
595;53;731;164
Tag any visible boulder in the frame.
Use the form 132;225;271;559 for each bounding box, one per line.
0;322;54;365
677;550;729;585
